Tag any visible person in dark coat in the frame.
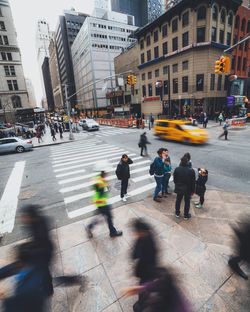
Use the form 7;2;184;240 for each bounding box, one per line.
139;132;150;156
228;218;250;280
174;156;195;220
116;154;133;202
195;168;208;209
50;127;56;141
58;123;63;139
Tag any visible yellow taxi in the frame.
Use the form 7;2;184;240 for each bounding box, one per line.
154;120;208;144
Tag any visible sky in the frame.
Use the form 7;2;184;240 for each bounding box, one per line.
9;0;95;105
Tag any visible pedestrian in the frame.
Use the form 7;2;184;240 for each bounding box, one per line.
58;123;63;139
139;132;150;156
194;168;208;209
218;119;229;140
228;217;250;280
173;155;195;220
162;149;172;197
149;148;167;202
218;112;224;126
183;152;192;168
36;129;42;144
115;154;133;202
86;170;123;238
203;113;208;128
130;219;158;312
50;127;56;141
54;122;58;133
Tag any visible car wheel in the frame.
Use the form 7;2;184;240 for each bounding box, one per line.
16;146;25;153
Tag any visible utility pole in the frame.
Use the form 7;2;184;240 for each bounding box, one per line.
64;84;74;140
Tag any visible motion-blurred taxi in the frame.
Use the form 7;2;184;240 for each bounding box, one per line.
154;120;208;144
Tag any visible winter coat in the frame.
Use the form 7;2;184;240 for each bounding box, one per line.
139;134;149;147
195;169;208;196
116;158;133;180
174;165;195;195
152;157;164;176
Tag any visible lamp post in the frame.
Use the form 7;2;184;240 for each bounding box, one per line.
64;84;74;141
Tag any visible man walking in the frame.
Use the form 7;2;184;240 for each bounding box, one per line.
219;119;229;140
116;154;133;202
58;123;63;139
173;155;195;220
86;170;123;238
139;132;150;157
50;126;56;141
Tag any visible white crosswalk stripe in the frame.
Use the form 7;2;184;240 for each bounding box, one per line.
83;126;136;138
50;139;163;219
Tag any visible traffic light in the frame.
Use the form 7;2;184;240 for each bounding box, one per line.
132;75;137;85
214;59;221;74
214;56;231;74
224;56;231;74
127;75;132;85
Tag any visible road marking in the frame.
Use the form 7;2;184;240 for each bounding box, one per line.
50;143;105;156
51;141;100;152
65;191;94;204
133;174;153;183
67;182;156;219
0;161;25;235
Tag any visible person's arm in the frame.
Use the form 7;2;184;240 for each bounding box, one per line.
173;168;177;184
0;262;20;280
190;170;196;194
128;158;133;165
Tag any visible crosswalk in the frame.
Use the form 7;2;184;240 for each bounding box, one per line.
50;139;156;219
83;126;136;138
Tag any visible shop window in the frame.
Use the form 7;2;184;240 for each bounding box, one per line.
197;6;206;20
196;74;204;91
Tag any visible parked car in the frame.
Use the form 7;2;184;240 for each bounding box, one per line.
81;119;99;131
0;137;33;154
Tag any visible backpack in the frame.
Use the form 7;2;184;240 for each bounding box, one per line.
149;161;155;176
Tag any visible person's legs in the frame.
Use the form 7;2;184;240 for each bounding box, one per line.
120;179;128;198
140;146;144;156
200;193;205;205
175;193;183;216
225;130;228;140
184;193;191;217
124;178;128;195
165;173;171;193
144;145;147;155
153;176;163;200
100;205;117;235
162;175;167;196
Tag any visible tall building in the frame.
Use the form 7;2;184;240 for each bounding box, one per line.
42;57;54;111
25;78;37;108
71;13;137;113
55;9;88;108
0;0;29;122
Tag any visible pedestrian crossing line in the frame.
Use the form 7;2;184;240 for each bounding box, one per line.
54;152;132;173
51;140;100;152
65;191;94;204
51;144;114;158
50;143;105;156
58;158;150;185
99;129;131;135
55;154;139;178
53;150;126;168
59;166;150;193
132;174;154;183
67;182;156;219
52;147;122;164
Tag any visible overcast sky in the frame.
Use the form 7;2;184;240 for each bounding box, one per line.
9;0;95;105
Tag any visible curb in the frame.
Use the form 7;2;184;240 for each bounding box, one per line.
32;137;88;148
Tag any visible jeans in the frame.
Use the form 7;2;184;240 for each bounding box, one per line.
175;193;191;216
88;205;117;235
162;173;171;193
121;178;129;198
153;176;163;199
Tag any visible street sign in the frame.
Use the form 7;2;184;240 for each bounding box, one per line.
227;96;234;108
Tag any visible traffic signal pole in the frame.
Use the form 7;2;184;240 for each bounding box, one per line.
223;35;250;53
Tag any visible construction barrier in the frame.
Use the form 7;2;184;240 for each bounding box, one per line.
97;118;145;129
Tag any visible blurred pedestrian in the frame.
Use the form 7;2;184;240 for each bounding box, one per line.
218;112;224;125
58;124;63;139
194;168;208;209
36;129;42;144
86;170;123;238
174;155;195;220
54;123;58;133
162;149;172;197
218;119;229;140
50;127;56;141
139;132;150;157
115;154;133;202
183;152;192;168
203;113;208;128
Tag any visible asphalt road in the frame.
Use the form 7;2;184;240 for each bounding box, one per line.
0;123;249;245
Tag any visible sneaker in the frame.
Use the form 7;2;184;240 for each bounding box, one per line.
153;197;161;203
86;226;93;239
195;204;203;209
157;194;163;198
175;213;180;218
122;197;127;202
110;230;123;238
184;213;192;220
194;201;200;205
125;193;131;198
228;258;248;280
162;193;168;198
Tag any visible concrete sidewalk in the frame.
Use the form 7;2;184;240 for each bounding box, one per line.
0;188;250;311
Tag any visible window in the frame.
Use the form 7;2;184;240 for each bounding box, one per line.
155;69;159;77
142;73;145;81
162;24;167;37
172;18;178;32
4;65;10;76
182;60;188;70
243;58;247;71
0;21;6;30
182;11;189;27
245;40;248;52
7;80;18;91
153;30;158;42
239;37;243;50
147;50;151;61
13;80;18;90
172;63;178;73
146;35;151;46
197;6;206;20
247;21;250;33
197;27;205;43
217;75;222;90
148;72;152;79
219;30;224;44
154;46;159;58
226;32;231;46
155;85;161;96
220;9;226;24
210;74;215;90
172;37;178;51
241;19;246;32
212;5;218;21
0;36;2;45
0;8;2;17
231;56;235;70
228;13;233;26
235;15;240;29
7;80;13;91
141;53;145;64
148;83;152;96
142;85;146;97
11;95;21;108
3;35;9;45
211;27;217;41
163;65;168;75
140;40;144;49
224;75;228;91
196;74;204;91
1;52;6;60
182;31;189;47
233;35;237;45
0;99;2;110
182;76;188;92
173;78;178;93
162;42;168;55
163;80;168;95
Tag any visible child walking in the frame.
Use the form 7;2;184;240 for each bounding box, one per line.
195;168;208;209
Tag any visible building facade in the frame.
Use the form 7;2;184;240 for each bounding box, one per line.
55;9;88;108
0;0;29;122
42;57;54;111
71;14;137;114
135;0;242;117
25;78;36;108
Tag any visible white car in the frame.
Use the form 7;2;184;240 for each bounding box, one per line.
0;137;33;154
81;119;99;131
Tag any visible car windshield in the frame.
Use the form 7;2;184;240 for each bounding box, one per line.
181;125;198;130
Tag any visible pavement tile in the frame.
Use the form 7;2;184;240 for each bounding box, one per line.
66;264;116;312
51;287;69;312
118;295;137;312
61;241;100;275
82;215;110;238
102;302;123;312
199;294;235;312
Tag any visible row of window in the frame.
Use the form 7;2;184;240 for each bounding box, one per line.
1;52;12;61
0;35;9;45
231;56;248;72
7;79;19;91
142;74;227;97
211;27;231;45
91;43;123;50
90;23;132;33
66;21;83;28
91;33;128;42
235;16;250;33
3;65;15;76
0;96;22;110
